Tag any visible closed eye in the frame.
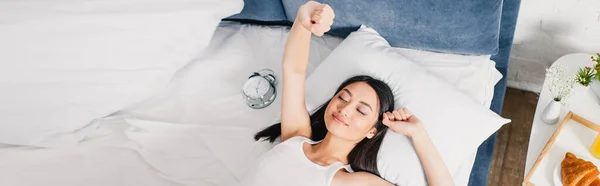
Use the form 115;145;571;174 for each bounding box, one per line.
357;109;366;115
338;95;348;102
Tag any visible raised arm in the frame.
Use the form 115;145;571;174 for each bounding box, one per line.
280;1;334;141
410;127;453;185
383;108;454;186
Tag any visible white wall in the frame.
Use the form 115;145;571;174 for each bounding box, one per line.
508;0;600;93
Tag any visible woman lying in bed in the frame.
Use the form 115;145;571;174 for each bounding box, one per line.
241;2;453;186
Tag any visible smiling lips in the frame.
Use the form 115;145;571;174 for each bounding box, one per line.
332;113;349;126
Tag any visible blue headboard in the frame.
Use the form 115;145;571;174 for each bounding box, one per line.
470;0;520;185
224;0;522;185
226;0;504;55
282;0;503;55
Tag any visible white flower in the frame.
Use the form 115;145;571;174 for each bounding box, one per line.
544;64;575;106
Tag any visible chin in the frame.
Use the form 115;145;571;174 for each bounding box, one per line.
323;116;334;130
323;117;345;137
323;117;338;131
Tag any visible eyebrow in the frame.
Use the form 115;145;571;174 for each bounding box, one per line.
343;89;353;96
359;101;373;111
343;89;373;111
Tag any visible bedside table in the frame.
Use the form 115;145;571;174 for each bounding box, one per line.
524;53;600;185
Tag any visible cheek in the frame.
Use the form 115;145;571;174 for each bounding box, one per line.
329;99;341;109
324;101;335;113
349;118;376;133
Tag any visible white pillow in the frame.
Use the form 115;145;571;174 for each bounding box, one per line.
393;48;503;109
304;26;510;185
0;0;243;147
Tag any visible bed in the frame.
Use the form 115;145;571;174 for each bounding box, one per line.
0;0;521;186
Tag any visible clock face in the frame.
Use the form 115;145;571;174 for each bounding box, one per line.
243;76;271;99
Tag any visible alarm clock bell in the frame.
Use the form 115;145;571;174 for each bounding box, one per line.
242;69;277;109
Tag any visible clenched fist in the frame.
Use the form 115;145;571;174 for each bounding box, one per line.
296;1;335;36
382;108;426;138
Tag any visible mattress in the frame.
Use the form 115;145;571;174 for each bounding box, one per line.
0;22;481;186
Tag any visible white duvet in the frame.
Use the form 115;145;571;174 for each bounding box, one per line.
0;21;500;186
0;0;242;147
0;22;341;186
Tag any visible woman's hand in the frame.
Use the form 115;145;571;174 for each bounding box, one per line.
382;108;426;138
296;1;334;36
384;108;454;185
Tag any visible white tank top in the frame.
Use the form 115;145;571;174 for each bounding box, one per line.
239;136;353;186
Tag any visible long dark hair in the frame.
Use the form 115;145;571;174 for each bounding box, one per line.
254;75;395;176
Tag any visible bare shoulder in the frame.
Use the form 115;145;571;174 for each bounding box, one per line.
331;171;393;186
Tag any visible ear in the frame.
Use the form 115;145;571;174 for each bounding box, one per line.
366;128;377;139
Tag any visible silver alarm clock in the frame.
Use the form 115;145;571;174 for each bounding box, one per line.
242;69;277;109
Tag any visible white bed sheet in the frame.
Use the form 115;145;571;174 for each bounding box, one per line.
0;0;243;147
0;22;340;186
0;22;483;186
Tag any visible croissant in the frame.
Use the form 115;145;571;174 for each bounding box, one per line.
561;152;600;186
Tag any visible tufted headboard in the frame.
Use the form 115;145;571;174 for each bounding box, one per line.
224;0;521;185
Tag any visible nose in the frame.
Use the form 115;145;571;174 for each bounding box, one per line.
337;102;350;117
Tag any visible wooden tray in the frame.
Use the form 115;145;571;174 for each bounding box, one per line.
523;112;600;186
